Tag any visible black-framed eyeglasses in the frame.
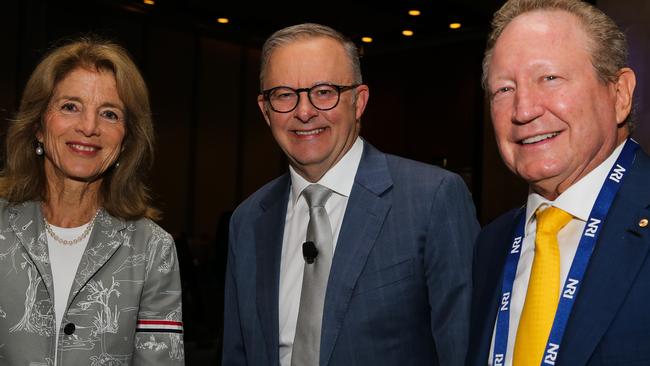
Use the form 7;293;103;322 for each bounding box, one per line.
262;83;360;113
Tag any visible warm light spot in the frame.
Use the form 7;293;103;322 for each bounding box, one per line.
361;36;373;43
449;23;462;29
217;18;229;24
408;9;421;16
143;0;154;5
402;30;414;37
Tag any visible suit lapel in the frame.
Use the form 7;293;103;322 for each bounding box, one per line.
9;204;127;311
558;151;650;365
68;209;126;306
320;143;393;366
255;174;290;366
9;202;54;300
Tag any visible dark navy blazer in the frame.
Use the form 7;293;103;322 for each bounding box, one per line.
223;141;479;366
468;149;650;366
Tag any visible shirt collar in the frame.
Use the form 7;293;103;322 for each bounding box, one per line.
525;140;627;228
289;137;364;206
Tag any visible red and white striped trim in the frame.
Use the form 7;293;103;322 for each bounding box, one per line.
136;320;183;334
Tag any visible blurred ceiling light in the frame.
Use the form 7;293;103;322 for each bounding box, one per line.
143;0;154;4
408;10;421;16
402;30;414;36
217;18;229;24
449;22;462;29
361;36;373;43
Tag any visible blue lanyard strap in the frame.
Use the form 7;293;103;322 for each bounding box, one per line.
492;139;639;366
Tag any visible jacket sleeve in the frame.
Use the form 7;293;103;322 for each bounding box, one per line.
425;173;479;366
133;225;185;366
221;213;248;366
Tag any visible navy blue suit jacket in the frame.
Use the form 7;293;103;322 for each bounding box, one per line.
468;149;650;366
222;142;479;366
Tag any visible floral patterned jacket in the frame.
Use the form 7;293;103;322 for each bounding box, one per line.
0;200;184;366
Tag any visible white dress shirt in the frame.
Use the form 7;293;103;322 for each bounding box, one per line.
278;137;364;366
488;141;626;366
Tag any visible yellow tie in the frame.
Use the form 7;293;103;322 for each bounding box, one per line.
513;206;572;366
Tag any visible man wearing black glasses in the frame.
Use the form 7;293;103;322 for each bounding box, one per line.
222;23;479;366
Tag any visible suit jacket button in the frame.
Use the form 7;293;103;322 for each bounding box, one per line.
64;323;76;335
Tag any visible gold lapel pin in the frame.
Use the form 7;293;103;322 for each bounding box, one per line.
639;218;649;228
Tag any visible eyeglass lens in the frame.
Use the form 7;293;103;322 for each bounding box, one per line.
268;84;340;112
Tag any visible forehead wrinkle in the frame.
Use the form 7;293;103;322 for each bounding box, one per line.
263;38;353;89
491;10;594;80
504;11;592;55
53;69;125;111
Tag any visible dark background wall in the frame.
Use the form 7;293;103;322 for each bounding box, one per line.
0;0;645;363
0;1;512;240
600;0;650;149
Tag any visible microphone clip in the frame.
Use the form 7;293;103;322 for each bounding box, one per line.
302;241;318;264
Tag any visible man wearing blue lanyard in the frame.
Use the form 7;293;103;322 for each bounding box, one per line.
468;0;649;365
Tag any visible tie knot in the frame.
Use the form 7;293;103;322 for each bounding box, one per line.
535;206;573;235
303;184;333;208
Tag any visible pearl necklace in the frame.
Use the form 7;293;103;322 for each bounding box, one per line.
44;209;101;245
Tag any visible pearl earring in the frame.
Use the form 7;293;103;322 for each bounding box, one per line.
35;142;44;156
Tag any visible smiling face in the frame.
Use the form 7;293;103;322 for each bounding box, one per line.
257;36;369;182
487;10;634;199
38;67;126;187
